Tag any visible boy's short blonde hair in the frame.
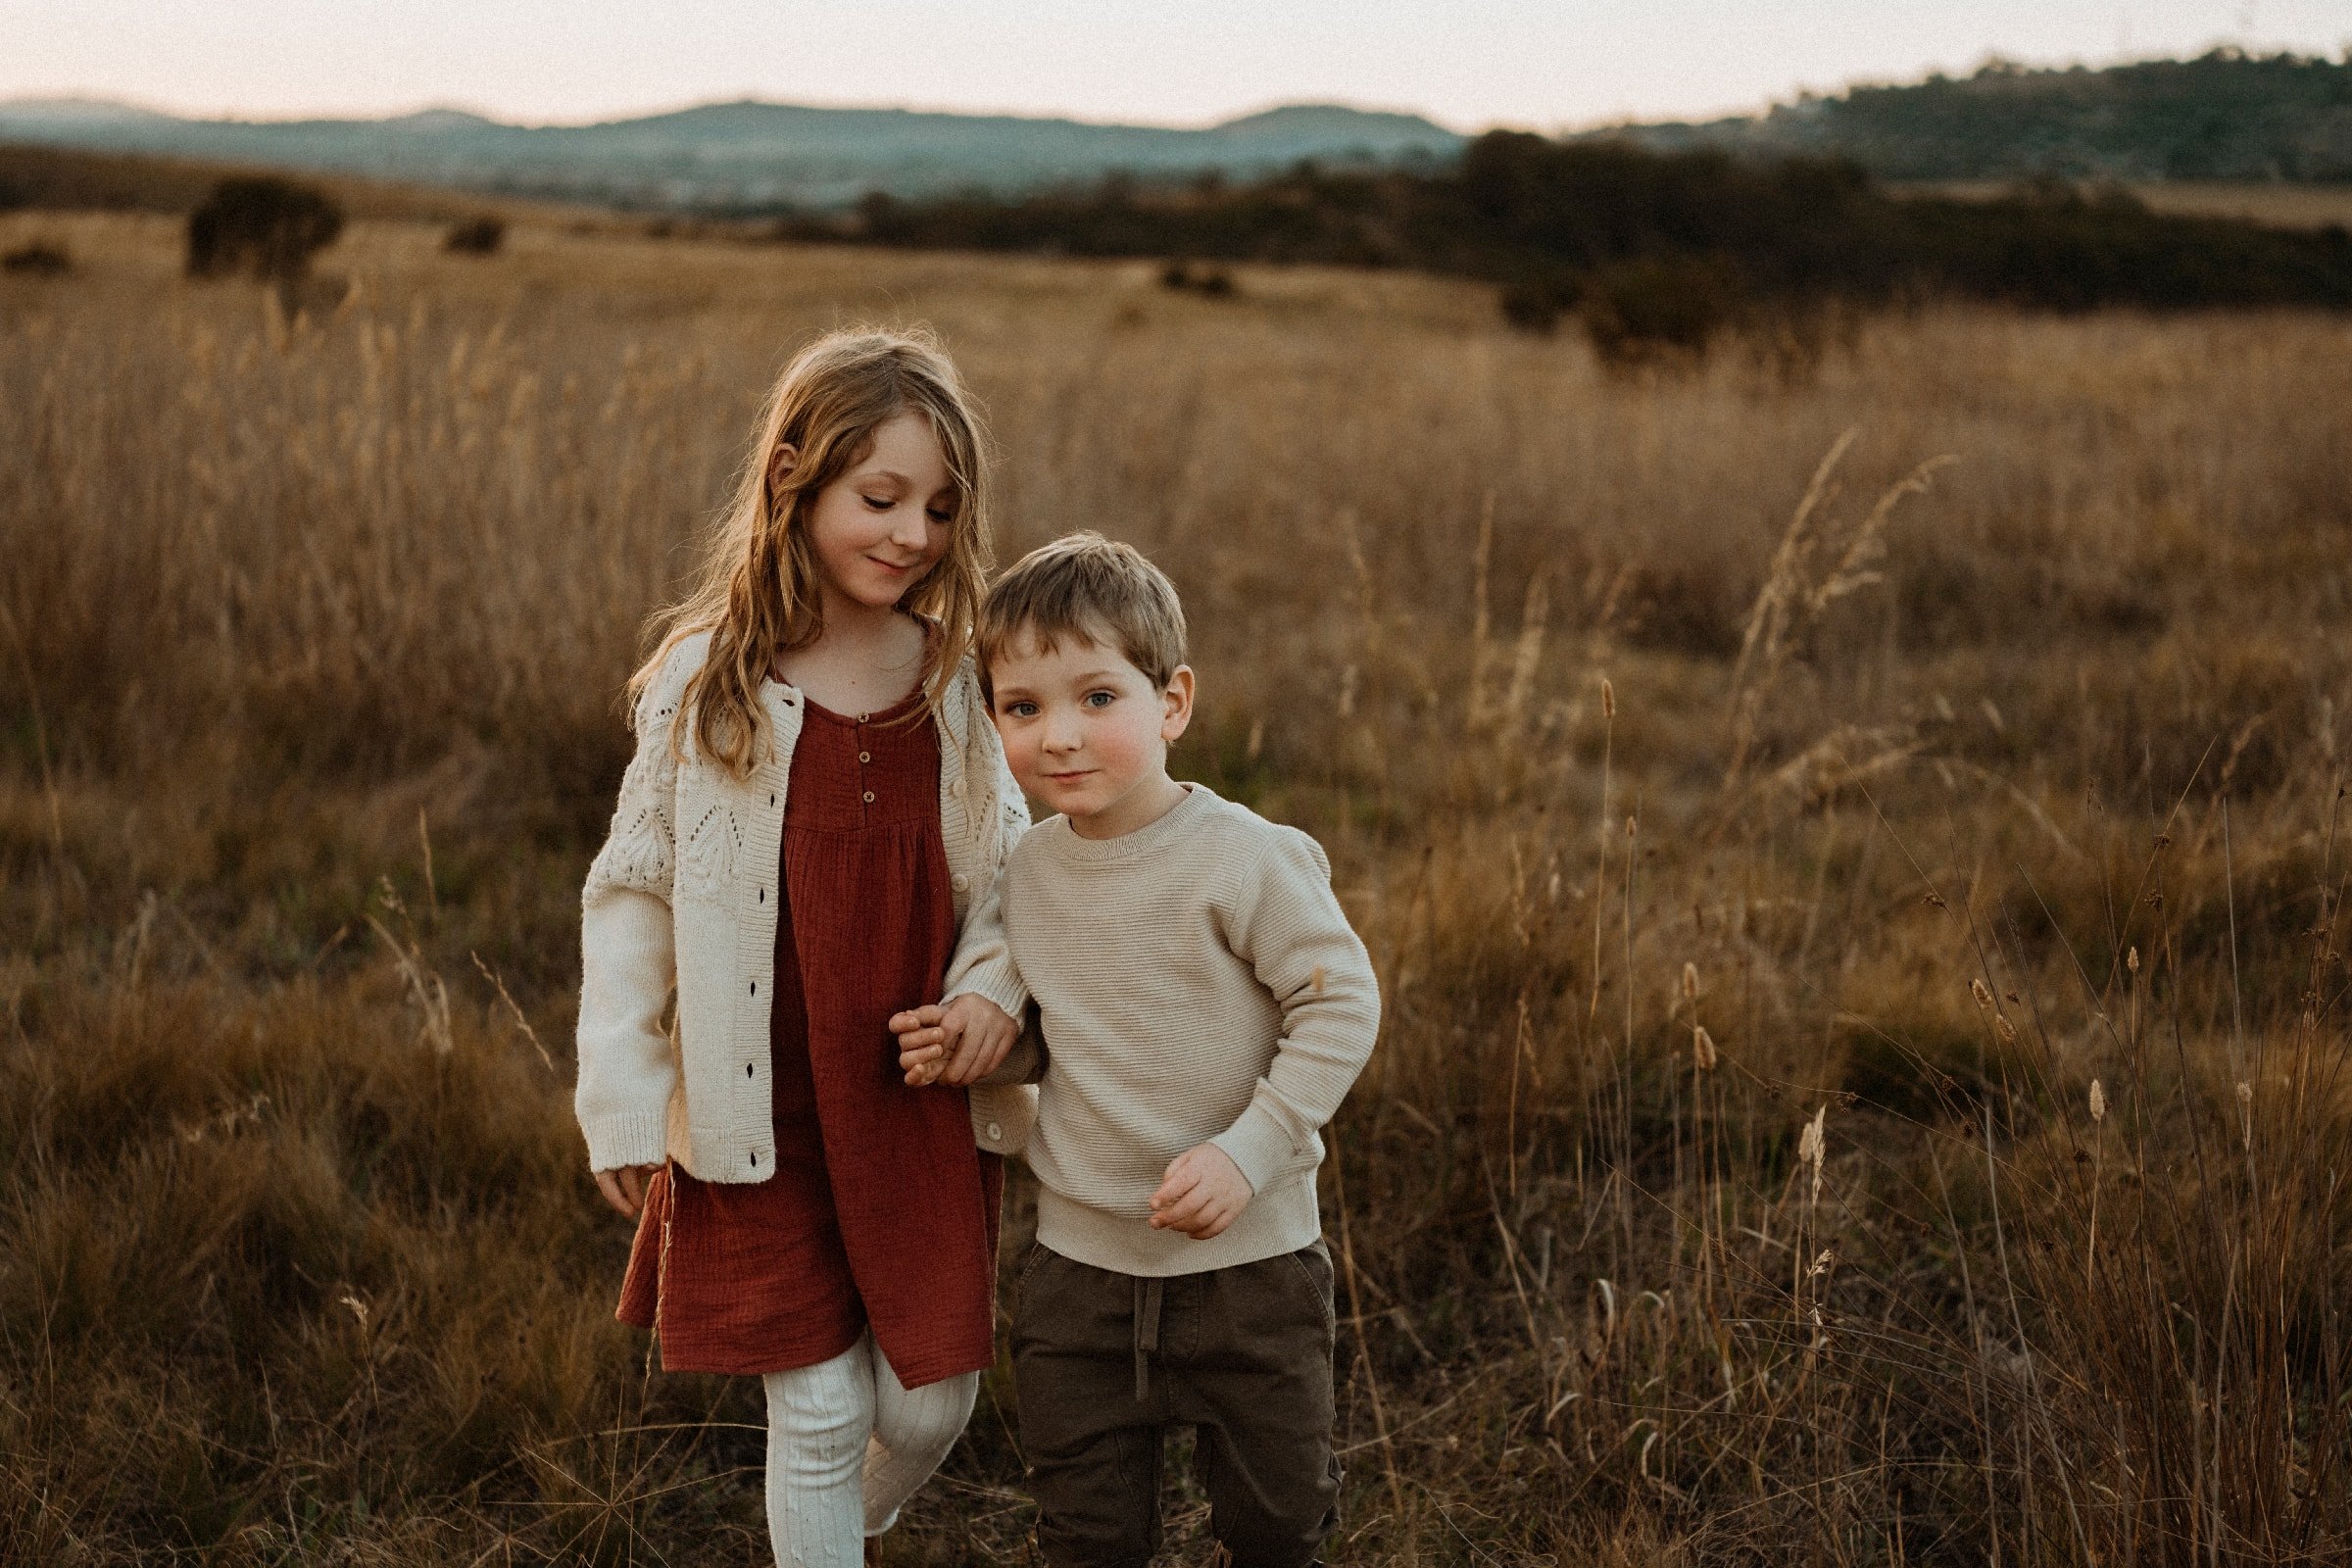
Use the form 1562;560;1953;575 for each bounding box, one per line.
977;532;1188;700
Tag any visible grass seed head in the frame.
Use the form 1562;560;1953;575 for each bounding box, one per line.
1800;1105;1828;1205
2089;1078;2106;1123
1682;961;1699;1002
1692;1024;1718;1070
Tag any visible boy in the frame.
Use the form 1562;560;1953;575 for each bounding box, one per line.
890;532;1380;1568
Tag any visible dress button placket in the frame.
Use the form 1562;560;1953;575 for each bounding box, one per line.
857;716;871;818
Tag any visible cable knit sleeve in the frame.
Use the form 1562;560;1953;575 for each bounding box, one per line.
962;709;1040;1153
574;655;689;1173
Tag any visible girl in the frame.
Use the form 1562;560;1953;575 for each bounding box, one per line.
574;326;1033;1567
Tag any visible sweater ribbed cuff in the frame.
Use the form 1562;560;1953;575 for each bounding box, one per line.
1209;1101;1299;1197
946;965;1030;1026
584;1109;669;1173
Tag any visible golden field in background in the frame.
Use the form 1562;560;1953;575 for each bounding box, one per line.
4;211;2351;1565
1905;177;2352;231
2115;179;2352;229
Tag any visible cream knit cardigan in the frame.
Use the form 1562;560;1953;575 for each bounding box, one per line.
575;629;1036;1181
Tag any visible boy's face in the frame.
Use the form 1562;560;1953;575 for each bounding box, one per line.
988;629;1194;840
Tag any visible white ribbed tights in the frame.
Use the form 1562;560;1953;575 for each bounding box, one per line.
760;1331;977;1568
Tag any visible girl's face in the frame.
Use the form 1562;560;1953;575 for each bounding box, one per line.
780;410;958;616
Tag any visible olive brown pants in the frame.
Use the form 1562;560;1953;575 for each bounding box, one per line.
1011;1240;1342;1568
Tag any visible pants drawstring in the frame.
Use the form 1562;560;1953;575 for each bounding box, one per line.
1133;1276;1163;1401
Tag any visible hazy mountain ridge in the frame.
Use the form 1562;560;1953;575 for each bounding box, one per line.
0;97;1464;210
7;51;2346;213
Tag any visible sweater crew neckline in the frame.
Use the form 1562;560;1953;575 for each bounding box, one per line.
1050;782;1216;863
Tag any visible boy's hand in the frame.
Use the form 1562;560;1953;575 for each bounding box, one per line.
890;995;1017;1086
1150;1144;1252;1239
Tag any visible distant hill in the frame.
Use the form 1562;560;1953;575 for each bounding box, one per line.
8;52;2342;216
1606;49;2352;183
0;97;1464;211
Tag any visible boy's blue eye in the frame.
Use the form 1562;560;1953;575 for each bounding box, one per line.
1004;702;1037;718
1084;691;1114;709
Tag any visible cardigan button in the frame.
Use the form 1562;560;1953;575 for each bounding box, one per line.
985;1121;1003;1141
952;873;970;892
862;790;875;804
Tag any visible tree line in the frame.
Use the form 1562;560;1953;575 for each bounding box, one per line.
774;132;2352;359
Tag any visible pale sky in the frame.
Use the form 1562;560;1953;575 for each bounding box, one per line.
3;0;2347;130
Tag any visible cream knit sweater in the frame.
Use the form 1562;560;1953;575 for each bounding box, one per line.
946;784;1381;1277
575;630;1036;1181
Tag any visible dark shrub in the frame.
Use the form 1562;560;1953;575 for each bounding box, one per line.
2;241;72;276
1499;270;1579;334
1159;261;1239;297
1582;256;1737;367
186;176;343;282
443;216;505;256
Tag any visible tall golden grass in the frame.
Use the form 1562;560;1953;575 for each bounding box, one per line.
4;211;2351;1564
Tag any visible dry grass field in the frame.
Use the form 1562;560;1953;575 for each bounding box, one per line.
1906;178;2352;231
4;210;2352;1565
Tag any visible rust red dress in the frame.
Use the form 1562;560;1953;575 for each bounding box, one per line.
616;688;1004;1388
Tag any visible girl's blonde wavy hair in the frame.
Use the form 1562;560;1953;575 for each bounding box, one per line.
630;325;994;777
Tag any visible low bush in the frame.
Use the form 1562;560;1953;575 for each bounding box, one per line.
186;176;343;283
443;216;506;256
1;241;71;276
1159;260;1237;297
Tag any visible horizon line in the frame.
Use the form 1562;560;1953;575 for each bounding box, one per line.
5;41;2341;141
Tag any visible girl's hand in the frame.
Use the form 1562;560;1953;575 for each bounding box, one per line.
892;1004;955;1085
1149;1144;1252;1239
594;1163;662;1219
